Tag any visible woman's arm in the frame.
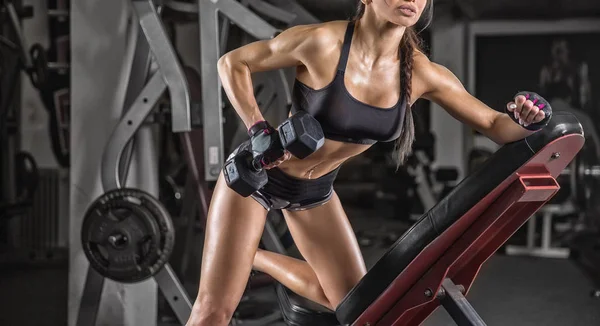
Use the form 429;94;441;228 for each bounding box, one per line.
217;24;329;129
415;55;543;145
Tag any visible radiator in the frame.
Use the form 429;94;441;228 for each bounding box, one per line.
15;168;69;251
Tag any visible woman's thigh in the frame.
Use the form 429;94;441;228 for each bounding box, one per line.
282;192;366;308
197;173;268;307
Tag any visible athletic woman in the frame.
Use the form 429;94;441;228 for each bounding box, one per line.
186;0;551;325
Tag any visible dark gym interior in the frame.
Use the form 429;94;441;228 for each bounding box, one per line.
1;0;599;325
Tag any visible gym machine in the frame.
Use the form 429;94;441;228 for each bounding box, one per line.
407;132;459;218
1;0;71;222
77;0;317;325
368;132;459;223
0;2;39;226
193;0;318;182
505;141;600;259
273;113;584;326
77;1;192;325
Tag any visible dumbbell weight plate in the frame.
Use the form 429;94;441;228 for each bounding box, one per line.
224;149;268;197
279;111;324;159
81;188;175;283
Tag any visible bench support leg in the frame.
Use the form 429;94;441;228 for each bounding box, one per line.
439;278;487;326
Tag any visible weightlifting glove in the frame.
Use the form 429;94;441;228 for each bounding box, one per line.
248;120;285;168
506;91;552;131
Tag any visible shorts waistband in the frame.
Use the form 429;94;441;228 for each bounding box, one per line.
253;166;340;211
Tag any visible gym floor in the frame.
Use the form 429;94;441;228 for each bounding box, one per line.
2;207;599;326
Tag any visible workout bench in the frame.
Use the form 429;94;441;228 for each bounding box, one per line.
276;112;584;326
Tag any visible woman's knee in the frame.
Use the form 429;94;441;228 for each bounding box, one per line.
306;281;334;310
322;274;362;309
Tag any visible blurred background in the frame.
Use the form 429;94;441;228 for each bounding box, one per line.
0;0;599;325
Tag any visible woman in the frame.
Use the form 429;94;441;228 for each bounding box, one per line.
186;0;550;325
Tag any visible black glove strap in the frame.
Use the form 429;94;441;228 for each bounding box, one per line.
248;120;272;137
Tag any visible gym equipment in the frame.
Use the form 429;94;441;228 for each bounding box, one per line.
403;132;458;218
0;2;39;221
505;204;575;259
3;0;71;168
13;151;39;203
0;151;39;219
567;145;600;301
570;150;600;212
225;71;294;153
77;1;193;325
377;132;459;221
78;1;305;325
504;141;600;259
0;151;40;218
162;0;317;181
195;0;318;181
224;111;325;197
81;188;175;283
272;112;583;325
467;148;493;175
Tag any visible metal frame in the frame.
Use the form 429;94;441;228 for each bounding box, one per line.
1;2;24;213
438;278;486;326
136;0;191;133
78;1;193;325
80;1;320;324
168;0;314;181
198;0;281;181
351;134;583;326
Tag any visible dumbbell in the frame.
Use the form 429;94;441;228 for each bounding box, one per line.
224;111;324;197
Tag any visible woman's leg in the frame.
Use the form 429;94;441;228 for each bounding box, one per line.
255;192;366;309
253;249;331;309
186;173;269;326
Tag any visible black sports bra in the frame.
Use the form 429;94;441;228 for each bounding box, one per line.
290;21;407;145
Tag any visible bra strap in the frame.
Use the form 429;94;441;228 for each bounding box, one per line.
337;21;355;72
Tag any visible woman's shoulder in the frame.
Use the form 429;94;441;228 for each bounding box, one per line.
412;50;435;76
284;20;349;46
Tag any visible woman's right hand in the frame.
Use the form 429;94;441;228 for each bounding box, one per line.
248;120;290;170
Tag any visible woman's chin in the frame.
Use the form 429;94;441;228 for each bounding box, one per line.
389;16;418;28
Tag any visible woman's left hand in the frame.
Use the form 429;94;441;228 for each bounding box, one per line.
506;94;547;128
263;150;292;170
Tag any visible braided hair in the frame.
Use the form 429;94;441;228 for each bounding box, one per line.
353;0;432;168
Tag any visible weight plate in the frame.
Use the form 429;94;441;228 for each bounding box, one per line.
81;188;175;283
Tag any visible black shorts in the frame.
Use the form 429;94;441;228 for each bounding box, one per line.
252;166;340;211
227;140;339;211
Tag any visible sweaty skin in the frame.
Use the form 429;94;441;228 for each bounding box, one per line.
218;24;542;180
188;1;546;325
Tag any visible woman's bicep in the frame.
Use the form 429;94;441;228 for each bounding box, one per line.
219;25;320;73
420;62;533;144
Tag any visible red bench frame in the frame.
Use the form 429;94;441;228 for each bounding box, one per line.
352;134;584;326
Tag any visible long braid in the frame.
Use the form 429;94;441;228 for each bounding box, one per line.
394;29;417;168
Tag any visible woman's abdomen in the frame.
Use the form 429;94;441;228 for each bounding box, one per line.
277;139;371;179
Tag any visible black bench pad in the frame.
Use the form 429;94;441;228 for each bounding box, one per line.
275;113;583;326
